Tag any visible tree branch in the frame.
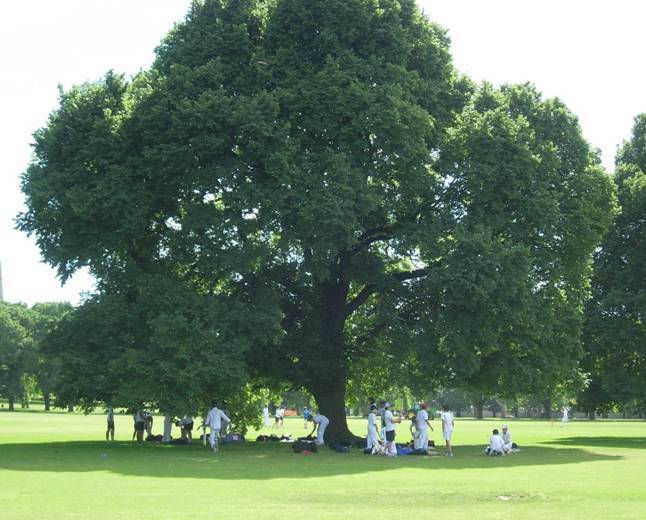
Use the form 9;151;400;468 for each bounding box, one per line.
393;268;429;282
344;283;377;317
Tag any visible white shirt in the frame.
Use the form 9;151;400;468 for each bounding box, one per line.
489;434;504;451
134;411;144;423
276;408;284;418
205;407;230;429
313;414;329;425
180;416;193;426
368;412;377;430
384;410;396;432
502;430;512;444
416;410;429;431
441;411;454;430
262;407;269;417
106;408;114;422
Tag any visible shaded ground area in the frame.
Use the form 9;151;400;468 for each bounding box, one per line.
542;436;646;450
0;440;622;480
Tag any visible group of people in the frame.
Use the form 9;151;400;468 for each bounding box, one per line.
104;408;199;445
366;399;455;457
485;424;515;455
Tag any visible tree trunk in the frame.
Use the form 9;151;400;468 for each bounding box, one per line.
475;403;484;420
588;410;596;420
67;404;74;413
512;406;519;418
44;392;51;411
311;380;357;444
543;398;552;420
162;415;172;442
8;396;15;411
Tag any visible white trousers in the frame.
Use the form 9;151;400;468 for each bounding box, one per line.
209;428;220;449
367;428;379;449
415;428;428;450
316;421;329;445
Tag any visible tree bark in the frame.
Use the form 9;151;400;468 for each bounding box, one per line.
310;381;357;444
67;404;74;413
475;403;484;420
44;392;51;411
543;398;552;419
8;396;15;411
588;410;596;420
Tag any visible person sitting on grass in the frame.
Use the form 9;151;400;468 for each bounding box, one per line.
485;429;505;456
307;413;329;445
501;424;513;453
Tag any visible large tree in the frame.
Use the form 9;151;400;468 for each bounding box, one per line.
0;302;37;410
19;0;613;441
581;114;646;414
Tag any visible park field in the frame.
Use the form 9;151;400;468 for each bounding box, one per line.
1;411;645;519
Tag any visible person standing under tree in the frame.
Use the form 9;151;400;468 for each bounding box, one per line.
366;405;381;451
307;413;329;445
133;410;145;442
262;404;270;427
383;402;402;456
440;404;454;456
106;406;115;441
415;403;433;451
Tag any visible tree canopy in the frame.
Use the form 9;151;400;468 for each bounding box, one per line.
581;113;646;414
18;0;615;440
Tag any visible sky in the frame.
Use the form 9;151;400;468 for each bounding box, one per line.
0;0;644;306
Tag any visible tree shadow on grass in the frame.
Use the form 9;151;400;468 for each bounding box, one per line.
542;436;646;450
0;441;622;480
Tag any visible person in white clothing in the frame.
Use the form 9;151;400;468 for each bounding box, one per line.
383;402;402;456
308;414;329;445
366;405;381;450
414;403;433;450
561;406;570;426
501;425;512;453
486;429;505;456
262;405;270;427
440;404;454;456
204;400;230;452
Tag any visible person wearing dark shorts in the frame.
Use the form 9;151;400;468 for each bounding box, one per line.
180;416;194;443
383;402;402;456
133;410;145;442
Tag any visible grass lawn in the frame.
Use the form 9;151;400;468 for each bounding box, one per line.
1;410;645;519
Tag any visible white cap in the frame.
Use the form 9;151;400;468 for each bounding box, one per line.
384;402;391;409
502;424;508;429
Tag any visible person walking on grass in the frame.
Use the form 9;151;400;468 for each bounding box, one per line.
383;402;402;456
204;400;230;453
307;413;329;445
302;406;311;429
440;404;454;456
106;406;115;441
262;405;270;427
